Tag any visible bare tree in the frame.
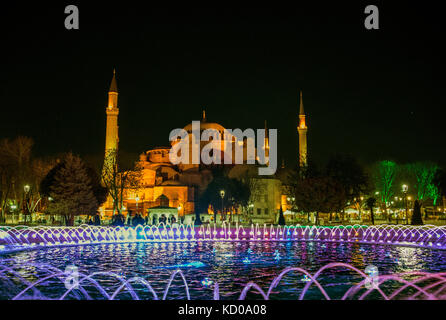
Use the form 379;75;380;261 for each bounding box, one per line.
26;158;59;217
0;136;33;223
237;170;262;224
101;149;143;215
0;159;13;223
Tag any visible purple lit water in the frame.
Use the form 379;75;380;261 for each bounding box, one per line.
1;241;446;299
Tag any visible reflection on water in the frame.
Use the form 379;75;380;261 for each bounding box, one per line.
1;241;446;300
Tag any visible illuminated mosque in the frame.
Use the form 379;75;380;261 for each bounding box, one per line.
100;71;308;224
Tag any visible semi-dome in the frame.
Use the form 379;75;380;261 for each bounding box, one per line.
160;180;183;186
142;147;171;163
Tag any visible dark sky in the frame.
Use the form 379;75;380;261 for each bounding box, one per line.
1;3;445;169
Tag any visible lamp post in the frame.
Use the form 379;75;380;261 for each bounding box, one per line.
248;203;254;224
47;197;53;225
135;196;139;216
394;197;400;224
177;204;182;223
229;196;235;223
23;185;30;224
402;184;408;225
220;190;225;225
10;204;17;224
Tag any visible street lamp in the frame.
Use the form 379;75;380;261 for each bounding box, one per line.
357;196;364;221
177;204;183;223
23;185;31;224
220;190;225;225
402;184;409;225
135;196;139;216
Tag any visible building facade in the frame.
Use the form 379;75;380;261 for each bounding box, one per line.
100;72;308;224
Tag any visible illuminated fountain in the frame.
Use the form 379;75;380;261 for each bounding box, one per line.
1;223;446;252
1;223;446;300
1;259;445;300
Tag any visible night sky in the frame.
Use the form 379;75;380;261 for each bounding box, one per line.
1;3;444;169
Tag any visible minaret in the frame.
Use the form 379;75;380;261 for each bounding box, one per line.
297;91;308;167
103;69;119;173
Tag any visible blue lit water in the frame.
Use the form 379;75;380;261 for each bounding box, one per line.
1;241;446;300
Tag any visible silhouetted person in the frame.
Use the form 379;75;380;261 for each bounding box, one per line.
111;214;125;226
111;215;118;226
118;214;124;226
132;214;145;226
132;214;139;226
126;210;133;225
194;215;202;226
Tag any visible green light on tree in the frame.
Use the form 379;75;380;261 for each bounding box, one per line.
374;160;396;211
408;162;438;203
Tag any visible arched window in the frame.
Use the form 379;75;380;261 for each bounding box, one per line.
157;194;170;207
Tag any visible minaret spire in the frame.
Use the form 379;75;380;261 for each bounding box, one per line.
103;69;120;179
202;109;207;122
299;90;304;115
109;69;118;93
297;91;308;167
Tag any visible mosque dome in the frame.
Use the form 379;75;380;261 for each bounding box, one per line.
182;122;226;134
182;110;226;134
